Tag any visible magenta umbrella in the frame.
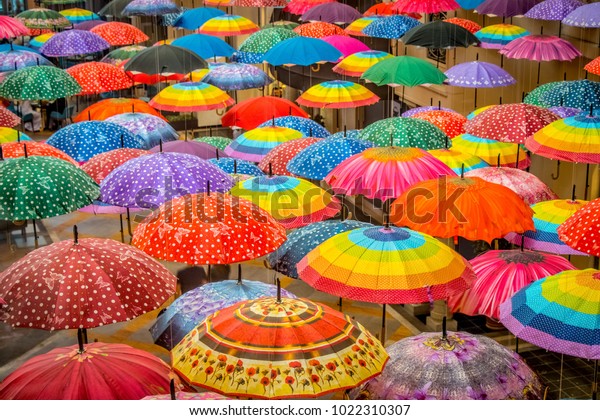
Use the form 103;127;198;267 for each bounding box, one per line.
300;2;363;25
149;140;229;160
475;0;539;17
322;35;370;61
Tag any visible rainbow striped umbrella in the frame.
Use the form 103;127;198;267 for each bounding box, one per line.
297;80;379;109
344;16;383;36
149;82;234;112
197;14;259;36
225;126;304;162
428;148;489;175
332;50;393;77
475;24;529;49
29;32;55;49
505;199;589;255
230;175;341;228
500;269;600;359
297;225;476;304
59;8;100;24
451;133;530;169
0;128;31;144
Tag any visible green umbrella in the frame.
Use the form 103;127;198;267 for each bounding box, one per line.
193;136;231;151
0;66;81;101
359;117;449;149
262;21;299;30
362;56;447;87
235;28;299;64
15;8;71;29
0;153;99;221
524;82;568;107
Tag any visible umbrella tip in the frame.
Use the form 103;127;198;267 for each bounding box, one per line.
169;379;176;400
237;264;242;284
442;317;447;340
73;225;78;244
276;278;281;303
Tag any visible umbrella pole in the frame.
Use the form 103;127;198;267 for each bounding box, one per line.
584;164;590;199
537;62;541;86
119;214;125;243
474;88;478;110
380;304;386;344
32;220;38;249
338;297;342;311
126;208;133;242
559;353;564;400
593;360;598;400
77;328;85;353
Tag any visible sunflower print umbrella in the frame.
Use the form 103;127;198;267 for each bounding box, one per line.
224;126;304;162
332;50;393;77
359;117;448;149
0;66;81;101
297;80;379;109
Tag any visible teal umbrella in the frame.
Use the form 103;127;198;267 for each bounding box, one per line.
359;117;449;149
193;136;231;151
524;80;600;110
0;66;81;101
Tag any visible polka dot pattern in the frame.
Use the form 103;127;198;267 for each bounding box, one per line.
410;110;467;138
558;198;600;257
91;22;150;46
0;65;81;101
81;148;151;184
257;116;330;138
258;136;322;176
207;157;265;177
193;136;231;151
234;28;299;64
1;142;77;165
360;117;448;149
66;62;133;96
0;106;21;128
105;113;179;149
293;22;347;38
39;30;110;57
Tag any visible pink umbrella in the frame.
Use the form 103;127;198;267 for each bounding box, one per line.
448;249;576;320
0;16;30;39
322;35;370;61
149;139;228;160
82;148;151;184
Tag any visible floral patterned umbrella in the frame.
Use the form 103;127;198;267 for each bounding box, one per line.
234;28;299;64
257;116;330;138
105;113;178;149
91;22;150;46
0;50;53;72
359;117;448;149
66;62;133;95
15;8;71;29
39;30;110;57
0;66;81;101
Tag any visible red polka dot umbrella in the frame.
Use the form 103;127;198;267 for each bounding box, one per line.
293;21;347;38
558;198;600;257
444;17;482;34
81;148;151;184
258;137;322;176
73;98;165;123
0;142;77;165
0;105;21;128
66;62;134;96
410;110;467;138
90;22;149;46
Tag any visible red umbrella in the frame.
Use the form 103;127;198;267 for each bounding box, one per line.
393;0;460;13
1;142;77;165
73;98;165;123
411;110;467;138
81;148;151;184
221;96;309;130
0;15;30;39
90;22;149;46
444;17;482;34
558;197;600;257
0;342;180;400
258;136;321;176
294;21;348;38
66;62;134;95
0;105;21;128
364;3;422;19
285;0;336;15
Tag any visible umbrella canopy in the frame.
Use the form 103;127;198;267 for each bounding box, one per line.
444;61;516;87
151;279;296;350
91;22;149;46
132;192;286;263
73;98;164;123
65;62;133;95
333;50;392;77
525;0;583;20
525;79;600;110
16;8;71;29
0;50;53;72
390;176;535;243
326;147;455;201
466;166;557;205
29;33;55;49
475;0;539;17
123;0;180;15
449;249;576;320
428;148;488;175
230;175;341;228
262;21;299;30
0;155;99;221
172;296;388;399
321;35;370;60
98;0;133;18
234;27;299;64
401;20;480;48
258;137;321;176
393;0;459;13
201;63;272;90
39;30;110;57
197;14;259;36
0;235;176;329
344;16;383;36
363;2;397;15
173;7;226;30
257;116;330;138
0;142;77;165
286;0;335;15
100;45;146;66
402;105;457;117
410;110;467;139
59;8;100;24
0;107;21;128
549;106;581;118
362;55;447;87
142;392;229;400
267;220;371;279
149;82;233;112
124;45;207;77
105;113;178;149
208;157;264;176
0;66;81;101
298;225;475;304
362;15;421;39
297;80;379;109
149;140;225;159
475;23;529;49
0;342;177;400
0;128;31;143
101;153;233;208
221;96;309;130
82;148;151;184
500;269;600;359
225;126;304;162
452;133;530;169
353;330;542;400
505;199;589;255
558;198;600;257
47;121;145;163
499;35;582;61
359;117;448;149
171;34;236;59
294;21;347;38
444;17;481;33
563;2;600;27
0;16;30;39
262;36;342;65
194;136;231;150
301;2;362;24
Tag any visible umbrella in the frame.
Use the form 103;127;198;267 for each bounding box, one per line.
293;21;347;38
100;45;146;66
390;175;535;243
0;128;31;143
452;133;530;169
262;21;299;30
401;20;480;48
475;0;539;17
505;198;589;255
0;342;177;400
525;79;600;110
321;35;370;60
287;135;372;180
0;50;53;72
402;105;457;117
525;0;583;21
475;24;530;49
131;192;286;263
267;219;371;279
0;66;81;101
298;225;475;304
151;279;296;350
1;142;77;165
499;35;582;62
285;0;336;15
149;82;233;112
297;80;379;109
105;113;178;149
81;148;151;184
363;2;397;15
194;136;231;150
15;8;71;29
0;155;99;221
234;28;299;64
563;2;600;27
549;106;582;118
359;117;448;149
444;17;481;34
428;148;488;175
65;62;133;95
221;96;309;130
362;15;421;39
197;14;259;36
465;167;557;205
393;0;459;13
262;36;342;66
101;153;233;209
558;198;600;257
0;106;21;128
352;330;543;400
73;98;164;123
124;45;207;77
171;296;388;399
327;129;362;140
449;249;576;320
344;16;383;36
123;0;180;15
201;63;272;90
74;20;107;31
39;30;110;57
362;56;447;87
257;116;330;138
258;137;321;176
173;7;226;30
47;121;145;163
526;110;600;164
171;34;236;59
142;391;229;400
500;268;600;359
585;56;600;76
98;0;133;18
90;22;149;46
28;32;55;49
326;147;455;201
59;8;100;24
301;2;362;24
149;140;225;160
230;175;341;228
207;157;265;176
332;50;392;77
224;126;304;162
410;110;467;139
0;15;30;39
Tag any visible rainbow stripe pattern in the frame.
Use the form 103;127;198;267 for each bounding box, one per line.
29;32;54;49
297;80;379;109
224;126;303;162
149;82;234;112
59;8;99;24
451;133;530;169
428;148;489;175
475;24;530;49
344;16;382;36
333;50;393;77
197;14;259;36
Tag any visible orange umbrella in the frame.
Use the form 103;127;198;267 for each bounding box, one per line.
73;98;166;123
410;110;467;139
90;22;149;46
444;18;481;34
0;142;77;165
293;22;347;38
66;62;133;96
584;56;600;76
390;175;535;243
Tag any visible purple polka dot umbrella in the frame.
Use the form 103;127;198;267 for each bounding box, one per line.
39;29;111;57
524;0;583;21
563;2;600;27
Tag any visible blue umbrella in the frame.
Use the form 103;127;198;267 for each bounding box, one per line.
234;27;299;64
173;7;225;30
326;129;362;140
47;121;145;163
0;45;37;54
207;157;265;176
161;8;186;26
150;278;296;350
257;116;331;138
263;36;342;66
0;50;53;72
104;112;179;149
287;134;372;180
362;15;421;39
456;0;486;9
171;34;236;59
201;63;272;90
266;220;372;279
525;79;600;110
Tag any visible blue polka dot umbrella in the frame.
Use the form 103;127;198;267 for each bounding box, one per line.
207;157;265;177
326;129;362;140
47;121;146;163
105;113;179;149
257;116;331;138
524;79;600;110
362;15;421;39
39;30;111;57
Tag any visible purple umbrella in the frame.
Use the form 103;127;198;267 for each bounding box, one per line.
39;29;110;57
525;0;583;21
200;63;273;91
548;106;581;118
105;112;179;149
475;0;539;17
100;152;234;209
402;105;457;117
563;2;600;27
0;50;53;72
300;2;363;25
74;20;107;31
149;140;229;160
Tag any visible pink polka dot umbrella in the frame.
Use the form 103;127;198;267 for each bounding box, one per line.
0;105;21;128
